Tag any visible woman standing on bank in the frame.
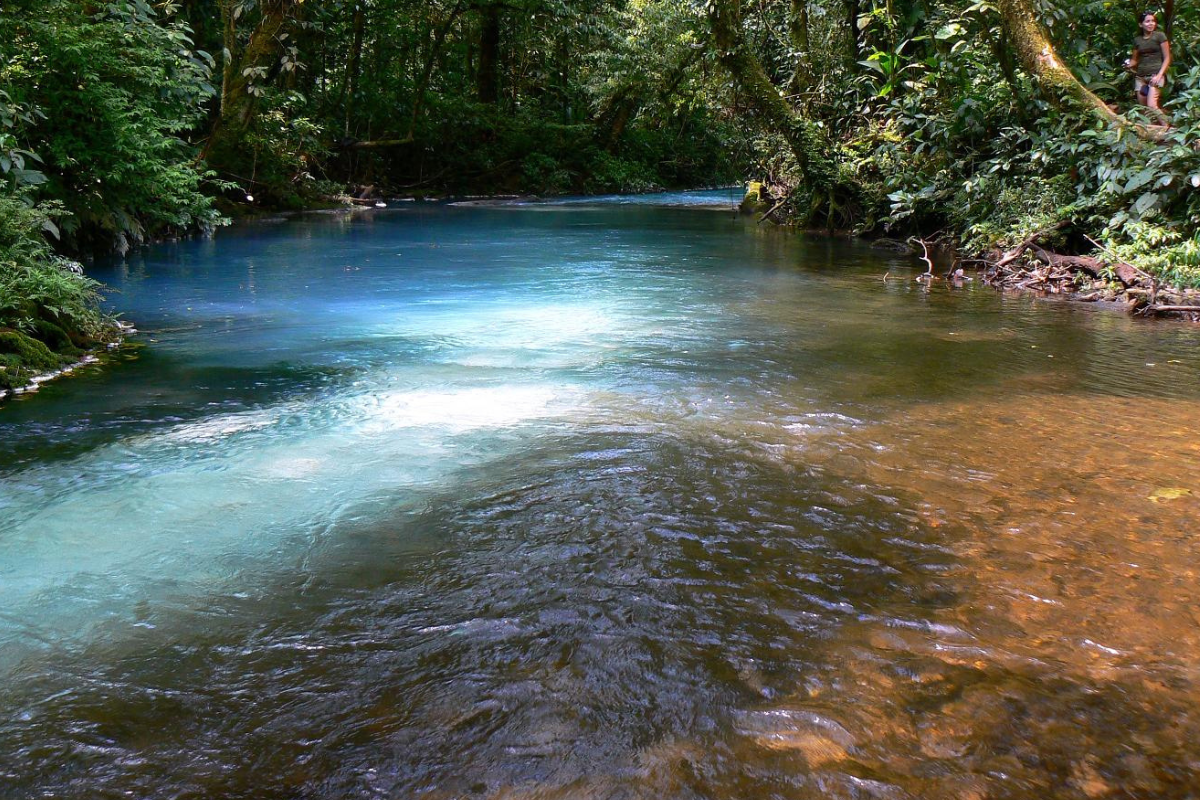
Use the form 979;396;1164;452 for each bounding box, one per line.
1127;11;1171;125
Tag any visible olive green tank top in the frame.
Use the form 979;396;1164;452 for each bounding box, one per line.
1134;30;1168;78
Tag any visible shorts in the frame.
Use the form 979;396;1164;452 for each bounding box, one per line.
1135;76;1162;96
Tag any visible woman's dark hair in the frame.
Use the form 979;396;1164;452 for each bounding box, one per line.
1139;10;1157;23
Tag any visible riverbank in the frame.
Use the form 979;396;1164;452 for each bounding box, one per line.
979;251;1200;321
745;188;1200;322
0;321;132;401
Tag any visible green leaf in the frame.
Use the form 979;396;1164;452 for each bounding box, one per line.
1124;167;1156;193
12;169;46;186
1133;191;1158;214
935;23;964;40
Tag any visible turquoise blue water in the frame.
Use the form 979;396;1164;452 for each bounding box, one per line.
2;191;1200;798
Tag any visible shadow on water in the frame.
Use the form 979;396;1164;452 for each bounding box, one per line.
0;352;358;474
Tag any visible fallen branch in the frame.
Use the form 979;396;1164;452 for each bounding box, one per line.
340;136;415;149
394;168;449;189
758;194;790;223
908;237;935;280
994;223;1068;268
1082;235;1156;289
1027;244;1143;287
1145;305;1200;313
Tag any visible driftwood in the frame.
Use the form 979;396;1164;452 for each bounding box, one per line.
994;223;1066;269
975;229;1200;320
757;195;790;223
984;226;1146;292
1145;305;1200;314
1027;245;1143;287
912;238;934;277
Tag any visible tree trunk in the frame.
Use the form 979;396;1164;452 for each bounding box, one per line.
203;0;300;170
707;0;836;189
598;93;638;149
993;0;1131;128
406;2;465;140
788;0;812;95
845;0;860;61
344;1;366;137
218;0;237;104
477;4;500;104
596;51;697;151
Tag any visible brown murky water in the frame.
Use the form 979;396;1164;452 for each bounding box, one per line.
1;197;1198;798
760;393;1200;798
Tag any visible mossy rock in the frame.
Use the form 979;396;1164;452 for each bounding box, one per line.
0;329;70;389
33;318;81;355
0;353;22;390
740;181;770;214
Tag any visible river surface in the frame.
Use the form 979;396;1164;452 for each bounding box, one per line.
2;191;1200;799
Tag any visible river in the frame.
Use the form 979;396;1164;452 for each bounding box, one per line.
2;191;1199;798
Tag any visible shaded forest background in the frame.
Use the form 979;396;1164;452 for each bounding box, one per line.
3;0;1200;387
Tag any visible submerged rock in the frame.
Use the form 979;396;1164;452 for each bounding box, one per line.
738;708;857;765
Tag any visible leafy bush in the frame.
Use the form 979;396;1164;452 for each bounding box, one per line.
0;194;114;387
0;0;223;251
582;151;660;194
521;153;575;195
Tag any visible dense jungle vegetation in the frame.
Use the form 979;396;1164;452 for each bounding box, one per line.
2;0;1198;387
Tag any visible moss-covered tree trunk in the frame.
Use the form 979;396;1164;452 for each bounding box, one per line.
707;0;836;189
204;0;301;173
788;0;813;96
994;0;1125;127
219;0;238;104
597;51;697;151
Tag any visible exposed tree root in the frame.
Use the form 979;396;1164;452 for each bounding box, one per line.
978;236;1200;320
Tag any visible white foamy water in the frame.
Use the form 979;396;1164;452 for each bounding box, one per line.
0;290;611;670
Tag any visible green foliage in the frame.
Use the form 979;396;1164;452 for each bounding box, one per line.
0;0;223;251
0;195;111;340
583;151;661;194
0;194;115;387
522;153;575;194
0;90;48;192
954;173;1079;252
1102;224;1200;288
712;0;1200;286
195;0;746;199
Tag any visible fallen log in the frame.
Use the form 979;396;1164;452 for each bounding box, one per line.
994;223;1068;268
